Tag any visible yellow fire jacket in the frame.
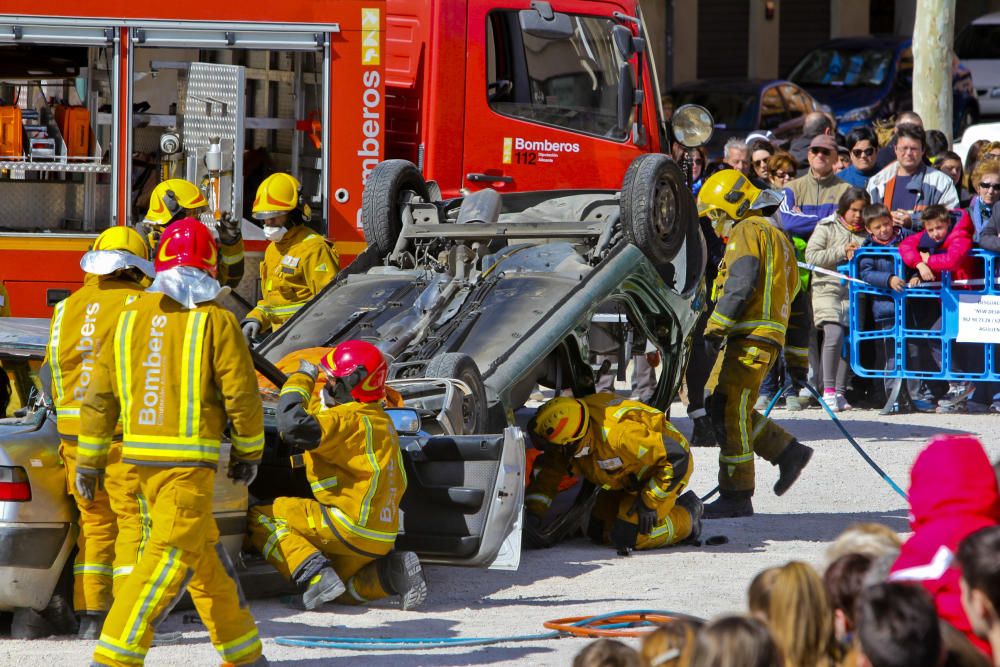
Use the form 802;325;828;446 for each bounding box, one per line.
77;292;264;471
277;371;405;552
704;216;811;366
246;225;338;331
526;394;692;516
218;237;245;289
0;282;9;317
46;274;144;438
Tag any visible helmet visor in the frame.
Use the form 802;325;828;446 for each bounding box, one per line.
254;209;287;221
749;188;784;212
80;250;155;278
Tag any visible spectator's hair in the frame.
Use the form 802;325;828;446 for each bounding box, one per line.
863;204;892;228
896;111;923;128
573;638;643;667
825;522;902;563
863;549;901;588
966;139;991;177
724;138;748;159
747;566;779;620
823;553;874;628
925;129;949;158
957;525;1000;611
846;126;879;150
856;582;942;667
766;151;797;182
767;562;838;667
970;157;1000;189
934;150;964;182
837;187;871;217
804;111;835;137
921;204;950;226
748;139;775;156
704;160;729;179
691;616;784;667
895;123;926;148
641;619;704;667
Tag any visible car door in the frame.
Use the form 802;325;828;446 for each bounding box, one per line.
758;84;790;135
777;83;812;138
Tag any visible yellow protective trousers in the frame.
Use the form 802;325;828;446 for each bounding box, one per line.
248;498;393;605
93;467;261;667
591;489;694;550
61;440;145;613
706;338;795;493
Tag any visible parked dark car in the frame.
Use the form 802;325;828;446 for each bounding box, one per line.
788;36;979;135
667;79;827;158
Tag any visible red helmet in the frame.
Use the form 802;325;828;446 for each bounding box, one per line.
319;340;388;403
154;218;219;278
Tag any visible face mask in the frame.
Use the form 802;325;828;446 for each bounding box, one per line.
263;226;288;242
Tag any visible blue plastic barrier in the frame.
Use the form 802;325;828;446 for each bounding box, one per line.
847;247;1000;380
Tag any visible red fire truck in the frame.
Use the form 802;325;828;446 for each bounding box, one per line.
0;0;669;315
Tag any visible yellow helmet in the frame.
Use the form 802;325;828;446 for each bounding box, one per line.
533;397;591;446
145;179;208;226
697;169;784;236
92;226;149;260
253;173;303;220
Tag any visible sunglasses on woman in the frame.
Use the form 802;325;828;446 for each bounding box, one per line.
851;147;875;158
979;182;1000;192
775;170;796;179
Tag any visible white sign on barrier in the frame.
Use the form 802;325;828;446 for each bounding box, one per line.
956;294;1000;342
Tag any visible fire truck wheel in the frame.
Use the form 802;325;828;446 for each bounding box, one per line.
424;353;487;435
362;160;430;257
620;153;693;269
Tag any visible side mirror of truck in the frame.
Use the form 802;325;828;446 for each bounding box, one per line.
616;61;635;137
519;5;573;40
612;25;635;59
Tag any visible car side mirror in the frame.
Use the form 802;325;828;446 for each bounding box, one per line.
519;3;573;40
387;408;422;435
612;25;635;59
617;61;635;135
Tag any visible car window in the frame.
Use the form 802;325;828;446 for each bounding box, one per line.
789;46;895;87
779;84;811;116
760;87;787;130
667;90;757;130
956;24;1000;59
487;11;628;140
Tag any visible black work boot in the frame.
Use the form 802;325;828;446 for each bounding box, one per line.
379;551;427;611
77;613;105;639
689;415;717;447
703;491;754;519
676;490;704;542
773;440;813;496
301;567;345;610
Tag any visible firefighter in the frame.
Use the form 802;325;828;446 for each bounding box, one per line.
247;340;427;611
77;219;266;666
241;173;338;341
139;178;245;288
524;394;703;554
44;227;153;637
697;169;814;519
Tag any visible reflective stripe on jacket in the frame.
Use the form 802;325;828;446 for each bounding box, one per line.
246;226;338;331
78;292;264;470
46;275;144;438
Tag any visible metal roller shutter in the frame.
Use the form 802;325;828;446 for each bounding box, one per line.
696;0;750;79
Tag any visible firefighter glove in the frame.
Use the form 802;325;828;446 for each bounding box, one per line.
704;335;723;358
296;359;319;382
218;212;242;245
75;469;104;502
227;459;259;486
610;518;639;556
628;495;658;535
241;319;262;343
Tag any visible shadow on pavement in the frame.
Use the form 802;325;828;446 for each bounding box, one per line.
671;413;970;443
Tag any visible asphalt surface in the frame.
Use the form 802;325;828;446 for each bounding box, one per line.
4;400;999;666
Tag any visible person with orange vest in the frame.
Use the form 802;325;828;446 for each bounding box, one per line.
77;219;267;666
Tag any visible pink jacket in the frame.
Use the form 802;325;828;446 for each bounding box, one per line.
889;434;1000;656
899;210;977;282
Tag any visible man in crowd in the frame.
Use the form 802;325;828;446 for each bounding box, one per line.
959;526;1000;664
724;138;750;176
855;582;943;667
780;134;851;239
874;110;924;170
867;123;959;230
789;111;836;166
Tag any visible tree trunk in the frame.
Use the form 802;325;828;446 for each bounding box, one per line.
912;0;956;143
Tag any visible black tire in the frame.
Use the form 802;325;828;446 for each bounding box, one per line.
361;160;430;257
620;154;694;268
424;353;487;434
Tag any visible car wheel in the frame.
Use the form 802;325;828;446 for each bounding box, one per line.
361;160;430;258
424;353;487;434
620;154;693;269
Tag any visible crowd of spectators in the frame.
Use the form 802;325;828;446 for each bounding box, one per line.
570;435;1000;667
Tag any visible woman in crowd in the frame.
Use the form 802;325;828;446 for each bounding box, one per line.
690;616;784;667
748;138;775;188
967;158;1000;243
838;126;880;188
766;151;797;190
672;143;709;196
935;150;969;206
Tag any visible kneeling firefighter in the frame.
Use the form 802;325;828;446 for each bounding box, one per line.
248;340;427;611
139;178;245;288
241;173;339;341
524;393;703;554
697;170;814;519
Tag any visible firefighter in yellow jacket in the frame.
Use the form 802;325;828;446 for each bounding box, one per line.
139;178;245;288
248;340;426;611
77;219;266;667
524;393;703;554
44;227;152;636
698;170;814;519
241;173;338;340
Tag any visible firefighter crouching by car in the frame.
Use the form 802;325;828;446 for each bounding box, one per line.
139;178;245;288
42;227;153;638
248;340;427;611
77;219;267;667
698;170;814;520
524;393;703;555
240;173;339;341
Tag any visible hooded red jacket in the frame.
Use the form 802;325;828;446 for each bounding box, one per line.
899;210;977;282
889;434;1000;656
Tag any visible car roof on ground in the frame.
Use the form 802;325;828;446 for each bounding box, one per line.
0;318;49;360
